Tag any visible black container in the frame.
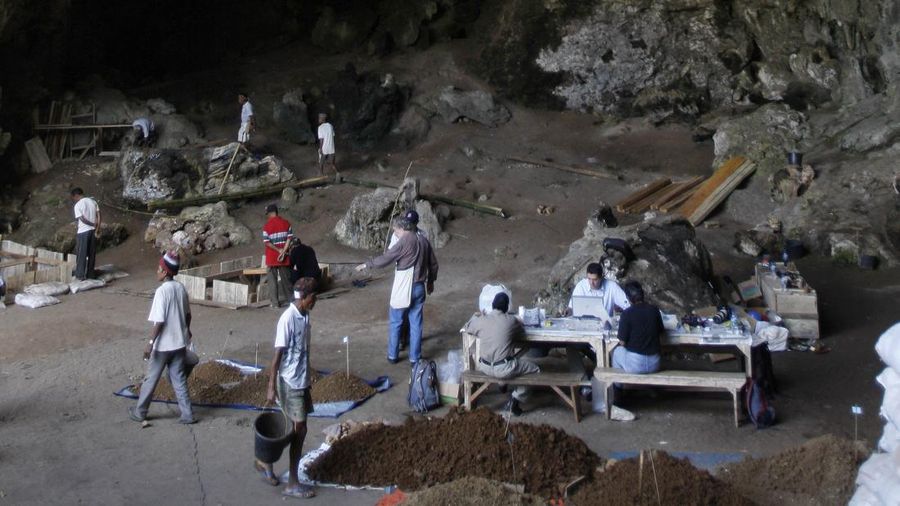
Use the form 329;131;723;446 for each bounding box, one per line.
784;239;805;261
859;255;878;270
787;151;803;165
254;412;293;463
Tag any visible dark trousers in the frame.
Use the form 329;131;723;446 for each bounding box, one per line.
267;266;293;307
74;231;97;280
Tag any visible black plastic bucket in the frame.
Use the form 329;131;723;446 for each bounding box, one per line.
784;239;805;261
859;254;878;270
254;412;293;463
787;151;803;165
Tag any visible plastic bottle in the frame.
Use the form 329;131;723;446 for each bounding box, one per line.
730;312;741;334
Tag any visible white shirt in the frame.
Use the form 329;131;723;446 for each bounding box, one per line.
274;303;311;390
73;197;99;234
148;280;191;352
317;122;335;155
388;228;427;249
132;118;154;138
567;278;631;315
241;101;254;124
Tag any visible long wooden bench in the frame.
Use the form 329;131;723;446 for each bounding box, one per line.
593;368;747;427
462;371;591;422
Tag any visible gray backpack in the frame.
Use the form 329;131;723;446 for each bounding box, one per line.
408;359;440;413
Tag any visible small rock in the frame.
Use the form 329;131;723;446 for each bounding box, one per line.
141;420;151;429
281;187;299;208
478;194;489;202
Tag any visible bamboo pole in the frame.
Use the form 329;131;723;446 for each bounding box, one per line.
340;177;508;218
147;175;334;210
507;156;620;180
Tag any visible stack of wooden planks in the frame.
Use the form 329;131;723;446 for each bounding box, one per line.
678;157;756;226
614;176;706;214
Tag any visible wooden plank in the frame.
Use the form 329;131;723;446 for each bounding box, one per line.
463;371;590;387
615;178;671;212
659;187;698;213
507;156;620;180
685;161;756;225
623;182;676;214
593;368;746;388
212;279;249;307
678;157;746;217
0;258;32;269
650;176;705;210
175;274;207;301
24;137;52;173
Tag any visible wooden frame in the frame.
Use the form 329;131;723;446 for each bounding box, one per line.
0;236;75;298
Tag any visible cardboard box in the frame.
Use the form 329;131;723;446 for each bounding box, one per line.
439;382;461;405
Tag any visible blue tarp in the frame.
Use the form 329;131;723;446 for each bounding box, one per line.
114;359;391;418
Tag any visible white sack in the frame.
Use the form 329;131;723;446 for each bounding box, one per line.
755;321;789;351
875;323;900;371
24;281;70;296
69;279;106;294
879;422;900;453
14;293;61;309
478;283;511;314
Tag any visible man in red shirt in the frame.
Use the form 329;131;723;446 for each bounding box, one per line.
262;204;294;308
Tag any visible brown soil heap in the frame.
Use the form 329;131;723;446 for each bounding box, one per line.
137;361;241;404
570;451;753;506
718;434;867;506
310;372;376;403
306;407;600;497
404;477;545;506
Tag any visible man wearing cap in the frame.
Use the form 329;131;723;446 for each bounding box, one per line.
129;251;196;424
263;204;294;308
69;187;101;280
316;113;336;175
464;292;538;416
356;217;438;364
388;209;427;351
254;277;318;498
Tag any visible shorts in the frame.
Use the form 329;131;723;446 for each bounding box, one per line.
277;378;313;423
318;153;335;167
238;122;251;143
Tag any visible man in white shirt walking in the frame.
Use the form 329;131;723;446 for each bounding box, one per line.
69;187;101;280
316;113;336;175
238;93;255;145
254;277;318;499
129;251;196;424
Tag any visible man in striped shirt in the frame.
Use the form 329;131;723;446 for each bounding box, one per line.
263;204;294;308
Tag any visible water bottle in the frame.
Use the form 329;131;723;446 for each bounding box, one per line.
729;312;741;335
782;249;789;264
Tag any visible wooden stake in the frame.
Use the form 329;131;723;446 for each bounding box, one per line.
383;161;414;252
217;145;243;195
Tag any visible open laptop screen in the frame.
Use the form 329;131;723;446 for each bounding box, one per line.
571;296;610;319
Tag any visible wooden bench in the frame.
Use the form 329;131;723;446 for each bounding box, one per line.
462;371;591;422
593;368;747;427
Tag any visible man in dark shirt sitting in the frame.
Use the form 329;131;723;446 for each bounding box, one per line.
613;281;663;374
288;239;322;286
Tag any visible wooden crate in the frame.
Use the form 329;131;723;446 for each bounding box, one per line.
755;264;819;339
176;255;263;309
0;236;74;293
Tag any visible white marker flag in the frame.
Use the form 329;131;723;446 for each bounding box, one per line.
851;405;863;415
342;336;349;344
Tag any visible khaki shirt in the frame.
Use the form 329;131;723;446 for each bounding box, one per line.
465;310;525;364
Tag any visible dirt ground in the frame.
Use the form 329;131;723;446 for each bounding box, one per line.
0;41;897;505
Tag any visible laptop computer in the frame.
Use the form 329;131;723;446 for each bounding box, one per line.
571;296;610;319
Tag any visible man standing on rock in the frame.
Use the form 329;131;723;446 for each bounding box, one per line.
238;93;255;146
254;277;317;499
129;251;196;425
316;113;336;175
356;216;438;364
263;204;294;308
69;187;101;280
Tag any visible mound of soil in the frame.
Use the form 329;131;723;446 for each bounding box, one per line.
135;361;239;404
718;434;867;506
311;372;375;403
404;477;545;506
570;451;752;506
306;407;600;497
189;361;244;384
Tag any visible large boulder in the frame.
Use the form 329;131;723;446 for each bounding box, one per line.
273;89;315;144
51;222;129;254
144;201;252;255
418;86;511;127
311;6;378;53
535;214;717;315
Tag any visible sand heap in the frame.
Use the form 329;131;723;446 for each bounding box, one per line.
136;362;375;406
571;451;752;506
718;434;866;506
404;477;545;506
306;407;600;498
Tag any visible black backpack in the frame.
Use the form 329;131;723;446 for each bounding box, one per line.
408;359;440;413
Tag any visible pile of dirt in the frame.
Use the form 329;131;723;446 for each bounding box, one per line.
306;407;600;497
311;372;375;403
404;477;545;506
570;451;752;506
718;434;867;506
190;361;244;384
138;361;240;404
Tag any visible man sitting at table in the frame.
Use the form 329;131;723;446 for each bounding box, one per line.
566;262;631;318
464;292;538;416
613;281;663;374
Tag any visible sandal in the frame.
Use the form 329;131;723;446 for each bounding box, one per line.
253;461;279;487
282;485;316;499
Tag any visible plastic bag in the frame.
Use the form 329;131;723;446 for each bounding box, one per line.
878;421;900;453
14;293;61;309
479;284;511;314
875;323;900;371
854;452;900;504
70;279;106;294
755;321;789;352
436;349;464;384
24;281;70;296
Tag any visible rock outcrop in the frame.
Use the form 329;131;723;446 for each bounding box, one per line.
273;89;315;144
417;87;511;127
144;201;252;255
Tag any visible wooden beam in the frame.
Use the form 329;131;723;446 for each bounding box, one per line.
614;178;671;212
678;157;746;217
507;156;620;180
682;160;756;225
658;188;699;213
340;177;509;218
649;176;705;210
623;183;678;214
147;175;334;210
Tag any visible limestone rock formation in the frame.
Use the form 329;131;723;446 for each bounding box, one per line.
535;214;717;315
273;89;315;144
51;222;129;254
417;87;511;127
144;201;252;255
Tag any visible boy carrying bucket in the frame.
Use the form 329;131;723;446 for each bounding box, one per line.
254;277;317;499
